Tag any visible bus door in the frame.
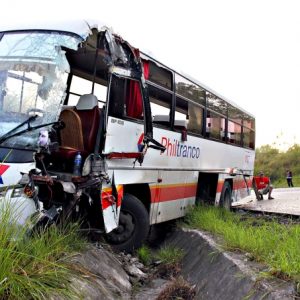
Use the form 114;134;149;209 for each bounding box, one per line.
154;170;188;223
104;74;146;158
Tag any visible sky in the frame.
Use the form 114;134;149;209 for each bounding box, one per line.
1;0;300;150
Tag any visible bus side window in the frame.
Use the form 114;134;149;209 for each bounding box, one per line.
175;96;203;136
187;102;203;136
108;75;144;120
68;75;107;108
149;85;172;128
242;126;255;149
228;120;242;145
206;110;224;141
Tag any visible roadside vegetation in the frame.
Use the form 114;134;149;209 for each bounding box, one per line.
255;143;300;187
0;200;87;300
137;244;195;298
137;244;184;269
184;205;300;287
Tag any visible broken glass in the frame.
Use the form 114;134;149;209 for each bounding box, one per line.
0;31;81;149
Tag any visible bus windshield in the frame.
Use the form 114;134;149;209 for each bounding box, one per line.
0;31;81;149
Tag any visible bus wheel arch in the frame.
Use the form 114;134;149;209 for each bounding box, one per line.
220;180;232;210
124;183;151;212
105;193;150;252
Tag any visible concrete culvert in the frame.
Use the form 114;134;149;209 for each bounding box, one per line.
164;228;296;300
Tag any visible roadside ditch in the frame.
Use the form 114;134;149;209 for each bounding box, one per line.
65;227;296;300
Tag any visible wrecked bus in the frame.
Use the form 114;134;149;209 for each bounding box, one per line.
0;21;255;251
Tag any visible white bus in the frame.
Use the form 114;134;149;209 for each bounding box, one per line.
0;21;255;251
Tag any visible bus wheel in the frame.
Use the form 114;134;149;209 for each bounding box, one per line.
105;193;150;252
220;181;232;210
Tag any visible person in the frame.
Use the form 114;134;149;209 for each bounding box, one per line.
253;171;274;200
286;169;294;187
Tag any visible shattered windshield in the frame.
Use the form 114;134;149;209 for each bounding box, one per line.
0;31;81;149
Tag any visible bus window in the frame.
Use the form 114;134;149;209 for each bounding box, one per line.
149;85;172;128
108;75;144;120
243;113;255;130
148;61;173;90
228;120;242;146
206;92;227;116
243;126;255;149
188;102;203;135
228;104;243;125
175;96;203;135
68;75;107;108
175;74;206;106
206;110;225;141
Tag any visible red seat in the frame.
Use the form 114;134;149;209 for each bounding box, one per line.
52;94;100;172
74;94;100;153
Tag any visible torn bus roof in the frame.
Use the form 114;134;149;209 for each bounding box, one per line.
0;21;144;80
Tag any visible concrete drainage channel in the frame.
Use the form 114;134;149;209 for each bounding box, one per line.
66;228;296;299
165;228;296;300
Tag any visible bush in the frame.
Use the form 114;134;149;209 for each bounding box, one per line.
255;144;300;185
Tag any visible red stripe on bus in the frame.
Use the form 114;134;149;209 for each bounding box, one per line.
0;164;9;175
150;183;197;203
101;186;124;210
217;178;253;194
217;181;224;193
107;152;142;159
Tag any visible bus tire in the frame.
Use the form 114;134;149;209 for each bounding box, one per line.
105;193;150;252
220;181;232;210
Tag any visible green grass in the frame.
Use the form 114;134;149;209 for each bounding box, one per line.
0;199;87;299
137;244;184;267
273;175;300;188
137;245;152;266
184;205;300;283
156;245;184;265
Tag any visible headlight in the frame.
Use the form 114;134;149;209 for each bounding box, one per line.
11;188;24;198
24;185;38;198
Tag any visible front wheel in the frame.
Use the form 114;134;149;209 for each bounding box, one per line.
105;193;149;252
220;181;232;210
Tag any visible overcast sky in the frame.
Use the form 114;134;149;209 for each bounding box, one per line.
2;0;300;149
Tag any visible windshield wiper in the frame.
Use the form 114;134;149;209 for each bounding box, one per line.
0;115;59;145
0;115;38;144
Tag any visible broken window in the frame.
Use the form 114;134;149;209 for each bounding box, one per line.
0;31;81;149
108;75;144;120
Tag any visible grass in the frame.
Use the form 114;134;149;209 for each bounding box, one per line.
156;245;184;265
273;175;300;188
137;245;152;266
184;205;300;284
136;244;185;280
154;245;185;280
0;198;87;299
137;244;184;267
157;276;196;300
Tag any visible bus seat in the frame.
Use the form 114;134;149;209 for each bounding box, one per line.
59;109;84;150
52;108;86;170
52;95;100;173
74;94;100;153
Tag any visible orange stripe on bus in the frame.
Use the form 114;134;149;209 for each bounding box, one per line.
217;178;253;194
150;183;197;203
151;178;253;203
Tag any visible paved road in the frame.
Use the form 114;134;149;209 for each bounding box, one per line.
232;188;300;216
